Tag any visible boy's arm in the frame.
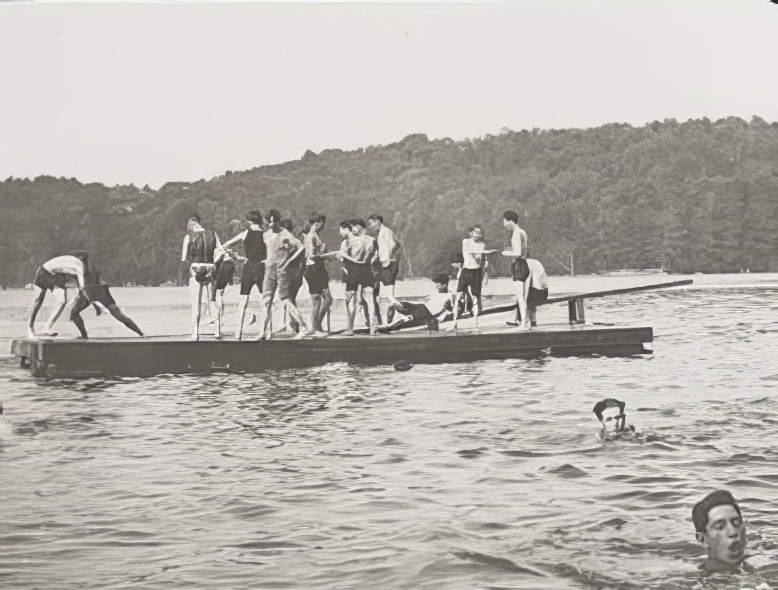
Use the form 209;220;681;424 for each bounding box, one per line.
221;230;247;251
390;238;402;260
74;263;86;291
435;296;454;321
181;235;190;263
280;245;305;271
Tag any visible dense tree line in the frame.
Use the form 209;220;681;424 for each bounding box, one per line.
1;116;777;288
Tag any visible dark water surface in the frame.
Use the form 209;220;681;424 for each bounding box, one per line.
1;275;777;589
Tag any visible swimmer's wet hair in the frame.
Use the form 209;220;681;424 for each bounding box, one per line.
592;398;626;421
692;490;741;533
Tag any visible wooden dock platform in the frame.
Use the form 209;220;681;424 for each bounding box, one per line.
11;324;653;379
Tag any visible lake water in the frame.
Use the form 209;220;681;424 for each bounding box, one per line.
1;274;777;589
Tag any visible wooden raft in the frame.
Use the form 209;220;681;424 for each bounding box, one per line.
11;324;653;379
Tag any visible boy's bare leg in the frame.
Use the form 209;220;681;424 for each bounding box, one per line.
261;294;274;339
236;294;250;340
309;294;322;332
42;289;68;335
106;304;143;336
345;290;356;335
452;292;462;330
364;286;377;335
515;280;530;330
317;289;333;332
28;287;47;337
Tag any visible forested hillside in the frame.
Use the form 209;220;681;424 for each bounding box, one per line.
1;116;777;287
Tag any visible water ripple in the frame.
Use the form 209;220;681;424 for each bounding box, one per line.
1;280;778;589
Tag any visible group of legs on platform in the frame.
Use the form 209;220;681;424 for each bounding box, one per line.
183;211;402;340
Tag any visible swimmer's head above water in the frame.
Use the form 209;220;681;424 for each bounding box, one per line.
693;489;747;572
592;398;635;440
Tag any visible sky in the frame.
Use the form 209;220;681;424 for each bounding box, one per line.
1;0;777;188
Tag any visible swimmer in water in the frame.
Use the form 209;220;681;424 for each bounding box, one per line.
592;398;638;440
692;490;748;573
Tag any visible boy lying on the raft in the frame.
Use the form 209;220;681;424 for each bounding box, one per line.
592;397;640;441
386;273;454;331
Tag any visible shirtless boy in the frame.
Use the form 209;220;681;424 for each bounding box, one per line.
338;218;378;335
501;210;530;329
303;214;333;336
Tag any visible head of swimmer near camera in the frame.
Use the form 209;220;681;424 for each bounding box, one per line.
692;489;747;572
592;398;628;436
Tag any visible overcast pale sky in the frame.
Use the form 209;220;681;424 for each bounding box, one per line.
1;0;776;188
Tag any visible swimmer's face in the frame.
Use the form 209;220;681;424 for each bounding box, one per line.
599;406;625;436
701;504;747;570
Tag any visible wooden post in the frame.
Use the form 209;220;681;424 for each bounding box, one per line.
568;298;586;324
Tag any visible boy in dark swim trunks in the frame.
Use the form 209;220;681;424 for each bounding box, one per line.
275;218;308;337
209;247;246;339
502;210;530;329
221;209;266;340
69;269;143;339
338;219;379;335
452;225;496;331
303;214;333;336
28;252;90;338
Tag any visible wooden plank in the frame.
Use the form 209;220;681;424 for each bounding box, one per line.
402;279;694;324
543;279;693;304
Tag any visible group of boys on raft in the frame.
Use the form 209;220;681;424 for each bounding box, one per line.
27;209;548;341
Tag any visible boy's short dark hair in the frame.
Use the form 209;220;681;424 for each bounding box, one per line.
268;209;282;224
339;219;352;229
367;214;383;224
502;210;519;224
432;273;450;286
692;490;741;533
351;218;367;229
592;398;626;421
246;209;263;224
279;218;294;232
